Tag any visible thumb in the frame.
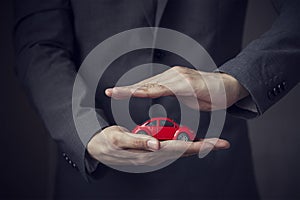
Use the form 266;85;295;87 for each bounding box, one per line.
120;132;160;151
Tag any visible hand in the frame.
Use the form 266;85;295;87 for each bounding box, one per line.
87;125;230;166
105;66;249;111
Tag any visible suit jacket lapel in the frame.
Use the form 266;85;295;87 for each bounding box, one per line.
138;0;157;27
155;0;168;27
139;0;168;27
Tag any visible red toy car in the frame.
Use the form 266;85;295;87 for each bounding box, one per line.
132;117;195;141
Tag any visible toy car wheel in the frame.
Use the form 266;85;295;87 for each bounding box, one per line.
137;130;148;135
177;132;190;141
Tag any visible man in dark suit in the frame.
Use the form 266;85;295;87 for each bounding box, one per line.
14;0;300;199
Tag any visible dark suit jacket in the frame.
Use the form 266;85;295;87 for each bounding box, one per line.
14;0;300;199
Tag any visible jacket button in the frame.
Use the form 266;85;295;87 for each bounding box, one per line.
281;81;287;90
277;84;282;91
268;91;274;100
272;87;279;96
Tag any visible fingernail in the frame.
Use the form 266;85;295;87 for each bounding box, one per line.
147;140;159;151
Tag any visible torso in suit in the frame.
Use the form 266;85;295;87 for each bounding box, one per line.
14;0;300;199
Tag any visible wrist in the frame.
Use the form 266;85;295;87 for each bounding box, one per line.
221;73;249;102
87;134;99;160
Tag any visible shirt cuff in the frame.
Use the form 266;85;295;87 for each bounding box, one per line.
85;150;100;174
235;95;258;113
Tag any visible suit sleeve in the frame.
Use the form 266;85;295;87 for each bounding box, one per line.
14;0;109;181
218;0;300;118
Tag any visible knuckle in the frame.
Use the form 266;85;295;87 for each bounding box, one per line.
203;104;212;111
136;85;146;90
172;66;184;72
132;139;147;149
110;133;121;147
185;74;195;83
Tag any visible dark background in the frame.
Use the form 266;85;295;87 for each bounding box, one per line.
0;0;299;199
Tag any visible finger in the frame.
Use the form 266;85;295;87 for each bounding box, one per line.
131;83;172;98
184;139;230;158
99;149;168;167
105;72;163;98
202;138;230;150
106;82;174;99
98;153;151;166
105;67;184;99
160;140;194;154
160;139;230;156
99;147;154;161
185;138;230;155
105;86;133;99
186;142;213;155
117;132;160;151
